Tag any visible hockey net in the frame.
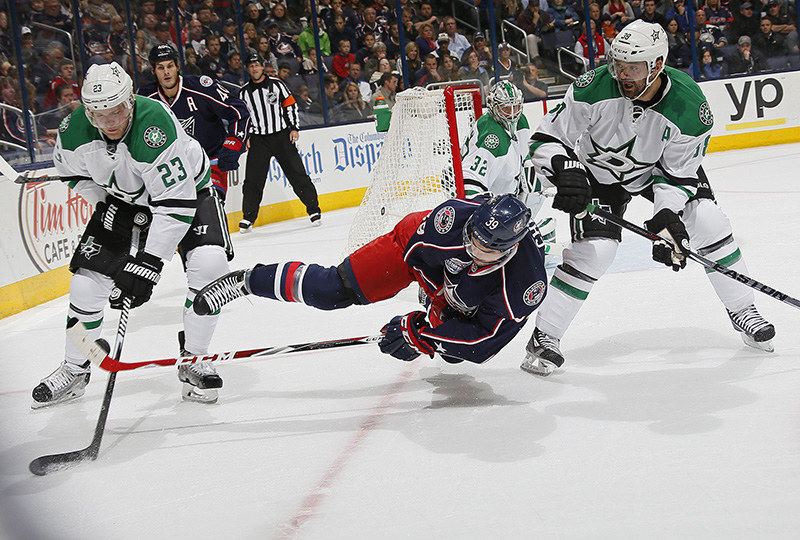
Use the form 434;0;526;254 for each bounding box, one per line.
344;84;482;254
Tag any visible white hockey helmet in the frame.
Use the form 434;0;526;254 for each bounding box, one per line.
607;20;668;99
487;80;523;133
81;62;135;129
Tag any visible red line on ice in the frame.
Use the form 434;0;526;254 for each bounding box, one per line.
276;366;416;538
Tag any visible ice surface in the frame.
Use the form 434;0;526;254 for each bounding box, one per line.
1;144;799;539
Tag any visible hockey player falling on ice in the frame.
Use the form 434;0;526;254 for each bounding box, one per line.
32;62;231;406
521;20;776;376
460;80;556;248
193;194;548;365
139;45;251;201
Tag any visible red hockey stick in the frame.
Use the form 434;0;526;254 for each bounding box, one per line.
67;322;382;373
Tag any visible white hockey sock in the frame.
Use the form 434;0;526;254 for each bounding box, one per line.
699;236;754;313
183;291;219;354
183;245;229;354
535;237;618;340
536;265;596;340
65;269;113;366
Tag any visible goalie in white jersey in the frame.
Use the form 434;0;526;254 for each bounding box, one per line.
521;21;776;376
32;63;232;406
460;80;556;248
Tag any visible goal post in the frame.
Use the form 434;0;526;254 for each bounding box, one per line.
344;83;483;254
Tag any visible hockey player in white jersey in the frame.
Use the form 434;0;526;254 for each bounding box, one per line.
460;80;556;246
521;20;776;376
32;62;231;405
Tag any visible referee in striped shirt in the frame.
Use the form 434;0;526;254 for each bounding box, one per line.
238;53;321;232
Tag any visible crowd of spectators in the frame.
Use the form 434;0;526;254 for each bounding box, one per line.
510;0;798;78
0;0;798;155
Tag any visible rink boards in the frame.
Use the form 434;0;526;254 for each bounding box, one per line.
1;70;799;317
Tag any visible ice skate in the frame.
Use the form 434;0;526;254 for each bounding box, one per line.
727;304;775;352
239;219;252;234
177;332;222;403
309;212;321;227
520;328;565;376
193;269;251;315
31;360;91;409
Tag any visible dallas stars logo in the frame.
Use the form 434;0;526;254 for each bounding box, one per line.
651;29;661;42
585;136;651;182
143;126;167;148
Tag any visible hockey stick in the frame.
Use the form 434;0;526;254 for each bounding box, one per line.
584;203;800;310
0;153;87;184
1;153;219;184
67;324;383;372
29;222;144;476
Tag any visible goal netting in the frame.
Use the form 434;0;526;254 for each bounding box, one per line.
344;85;482;254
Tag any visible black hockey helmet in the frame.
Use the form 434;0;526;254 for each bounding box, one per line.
464;194;531;254
245;53;263;67
149;44;179;68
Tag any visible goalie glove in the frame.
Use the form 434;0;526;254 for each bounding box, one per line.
644;208;690;272
379;311;435;361
110;252;163;309
217;136;243;172
549;155;591;215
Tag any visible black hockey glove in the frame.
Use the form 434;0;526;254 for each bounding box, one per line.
216;136;243;172
644;209;690;272
549;155;592;215
110;252;163;309
96;198;151;237
379;311;435;361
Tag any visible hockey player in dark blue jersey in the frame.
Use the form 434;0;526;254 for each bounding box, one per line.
138;45;251;200
192;194;549;364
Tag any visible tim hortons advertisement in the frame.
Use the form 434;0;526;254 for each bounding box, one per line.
17;181;94;272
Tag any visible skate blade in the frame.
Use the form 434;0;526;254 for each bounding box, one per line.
741;334;774;353
520;355;556;376
181;382;219;403
30;388;86;409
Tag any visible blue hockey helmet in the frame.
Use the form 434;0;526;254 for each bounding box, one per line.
463;194;531;263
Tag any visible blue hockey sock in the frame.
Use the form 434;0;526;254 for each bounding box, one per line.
247;262;355;310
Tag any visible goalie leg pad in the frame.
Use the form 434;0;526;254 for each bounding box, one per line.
183;245;229;354
536;237;619;340
683;199;754;313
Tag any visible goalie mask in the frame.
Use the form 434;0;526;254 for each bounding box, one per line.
81;62;135;138
607;20;668;100
487;80;523;133
463;194;531;266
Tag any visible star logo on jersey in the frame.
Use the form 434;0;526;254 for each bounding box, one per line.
180;116;196;136
651;29;661;42
483;134;500;149
575;69;596;88
143;126;167;148
434;343;447;355
585;136;651;182
80;236;101;259
58;114;70;133
699;101;714;126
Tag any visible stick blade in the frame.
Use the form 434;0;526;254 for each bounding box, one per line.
66;319;112;368
29;448;95;476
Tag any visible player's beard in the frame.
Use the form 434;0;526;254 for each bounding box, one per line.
619;78;647;99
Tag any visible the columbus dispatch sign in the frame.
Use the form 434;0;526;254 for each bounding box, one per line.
18;181;93;272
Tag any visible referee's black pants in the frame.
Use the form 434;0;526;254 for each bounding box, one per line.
242;129;320;223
